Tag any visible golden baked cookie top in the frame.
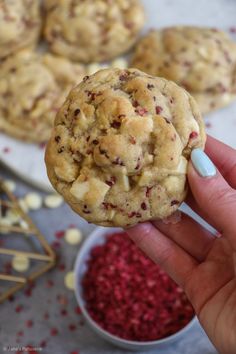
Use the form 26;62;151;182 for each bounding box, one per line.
131;26;236;96
0;0;41;59
42;53;86;95
46;68;206;227
43;0;145;63
0;51;86;143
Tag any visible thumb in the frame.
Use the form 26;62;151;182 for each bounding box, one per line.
188;149;236;243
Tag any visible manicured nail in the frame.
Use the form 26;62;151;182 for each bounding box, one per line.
191;149;216;177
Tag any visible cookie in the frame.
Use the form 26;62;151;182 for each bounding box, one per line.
43;0;145;63
131;27;236;114
0;51;86;143
0;0;41;59
42;53;86;96
45;68;206;227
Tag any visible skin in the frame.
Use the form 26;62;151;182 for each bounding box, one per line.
126;136;236;354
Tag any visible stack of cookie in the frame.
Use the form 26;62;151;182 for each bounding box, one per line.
0;0;145;143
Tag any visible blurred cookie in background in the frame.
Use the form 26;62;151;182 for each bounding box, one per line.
131;26;236;114
42;53;86;96
0;0;41;59
0;51;87;143
43;0;145;63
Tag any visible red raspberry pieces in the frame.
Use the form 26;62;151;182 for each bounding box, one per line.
82;232;194;341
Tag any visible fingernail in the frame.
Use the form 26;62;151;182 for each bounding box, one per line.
191;148;216;177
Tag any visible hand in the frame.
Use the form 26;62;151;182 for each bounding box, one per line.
126;136;236;354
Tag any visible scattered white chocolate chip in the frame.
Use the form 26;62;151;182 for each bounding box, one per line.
64;271;75;290
44;194;63;209
111;57;128;69
24;192;42;211
12;255;30;273
87;63;102;75
3;180;16;192
65;228;83;245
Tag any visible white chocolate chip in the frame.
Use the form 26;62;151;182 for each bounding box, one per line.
3;180;16;192
71;178;110;206
64;271;75;290
111;57;128;69
119;174;130;192
65;228;83;245
197;47;209;59
12;255;30;272
87;63;102;75
138;170;153;186
44;194;63;209
70;181;90;201
24;193;42;210
175;156;188;174
163;176;180;194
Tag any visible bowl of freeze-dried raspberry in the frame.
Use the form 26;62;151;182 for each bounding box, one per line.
74;227;197;350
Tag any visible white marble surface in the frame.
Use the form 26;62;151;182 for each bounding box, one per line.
0;170;217;354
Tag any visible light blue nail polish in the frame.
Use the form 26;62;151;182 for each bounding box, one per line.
191;148;216;177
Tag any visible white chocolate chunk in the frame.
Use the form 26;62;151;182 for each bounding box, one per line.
12;255;30;272
197;47;209;59
70;181;90;200
119;174;130;192
64;271;75;290
190;119;200;133
111;58;128;69
65;228;83;245
71;178;110;207
138;170;153;186
87;63;102;75
175;156;188;174
44;194;63;208
87;178;110;206
24;193;42;210
163;176;181;194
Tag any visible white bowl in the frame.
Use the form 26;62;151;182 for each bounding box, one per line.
74;226;197;351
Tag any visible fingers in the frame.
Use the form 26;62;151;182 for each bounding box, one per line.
126;222;197;288
188;151;236;245
152;212;215;262
206;136;236;189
